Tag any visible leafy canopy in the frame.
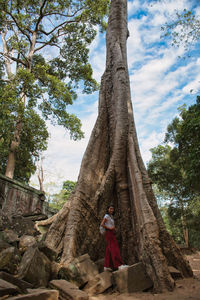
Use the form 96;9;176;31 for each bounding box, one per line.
0;0;110;139
0;0;110;181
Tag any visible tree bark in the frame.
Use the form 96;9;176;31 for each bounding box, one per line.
38;0;192;292
5;119;22;178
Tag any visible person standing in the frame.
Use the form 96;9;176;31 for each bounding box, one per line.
101;205;128;271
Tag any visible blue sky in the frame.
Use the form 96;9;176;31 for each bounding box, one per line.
30;0;200;192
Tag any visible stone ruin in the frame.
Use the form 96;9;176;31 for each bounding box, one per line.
0;174;183;299
0;173;46;218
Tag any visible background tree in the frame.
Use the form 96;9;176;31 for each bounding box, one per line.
147;145;198;247
152;0;200;51
147;96;200;247
0;97;49;182
165;96;200;192
0;0;109;179
161;7;200;50
37;0;192;292
49;180;76;211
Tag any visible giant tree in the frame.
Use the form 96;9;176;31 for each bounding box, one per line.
0;0;109;179
37;0;192;292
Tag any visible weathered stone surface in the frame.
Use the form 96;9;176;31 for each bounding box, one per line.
0;229;19;244
95;258;104;273
49;279;89;300
0;278;19;296
0;173;45;217
19;236;36;253
51;262;60;280
84;271;112;295
0;239;11;253
112;262;153;293
18;247;51;287
58;254;99;288
6;289;59;299
38;241;57;261
0;247;21;274
0;271;33;292
169;266;183;279
0;215;39;237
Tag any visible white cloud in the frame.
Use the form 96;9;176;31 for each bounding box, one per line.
128;0;141;15
139;131;165;163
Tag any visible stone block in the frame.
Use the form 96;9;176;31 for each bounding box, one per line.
112;262;153;292
38;241;57;261
0;247;21;274
0;271;33;292
51;262;60;280
84;271;112;295
58;254;99;288
0;278;19;296
17;247;51;287
6;289;59;299
0;229;19;244
0;173;45;217
95;258;104;273
49;279;88;300
19;236;36;254
169;266;183;279
0;239;11;253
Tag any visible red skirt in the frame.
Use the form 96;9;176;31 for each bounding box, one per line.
104;230;123;269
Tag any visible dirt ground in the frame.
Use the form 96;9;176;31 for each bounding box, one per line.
90;250;200;300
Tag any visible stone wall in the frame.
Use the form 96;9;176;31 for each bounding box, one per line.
0;174;45;217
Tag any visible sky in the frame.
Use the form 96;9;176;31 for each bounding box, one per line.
30;0;200;193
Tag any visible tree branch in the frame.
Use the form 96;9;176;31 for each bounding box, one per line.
34;40;62;53
38;8;83;36
1;28;13;78
35;0;48;32
4;10;32;43
34;29;68;53
0;51;27;67
43;7;84;19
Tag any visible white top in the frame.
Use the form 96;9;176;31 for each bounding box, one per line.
104;214;115;229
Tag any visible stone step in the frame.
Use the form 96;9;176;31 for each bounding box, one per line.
84;271;112;295
49;279;89;300
6;289;59;299
0;271;33;293
0;278;19;297
112;262;153;293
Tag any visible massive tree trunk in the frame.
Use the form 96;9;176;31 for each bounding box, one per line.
39;0;192;292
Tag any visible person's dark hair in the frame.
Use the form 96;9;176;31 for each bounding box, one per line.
106;204;115;215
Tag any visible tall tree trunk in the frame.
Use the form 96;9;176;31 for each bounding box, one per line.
3;17;36;179
38;0;192;292
5;119;22;178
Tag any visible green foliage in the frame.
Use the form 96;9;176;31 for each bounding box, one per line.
0;105;49;183
161;7;200;50
49;180;76;211
0;0;110;180
148;96;200;247
165;96;200;192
